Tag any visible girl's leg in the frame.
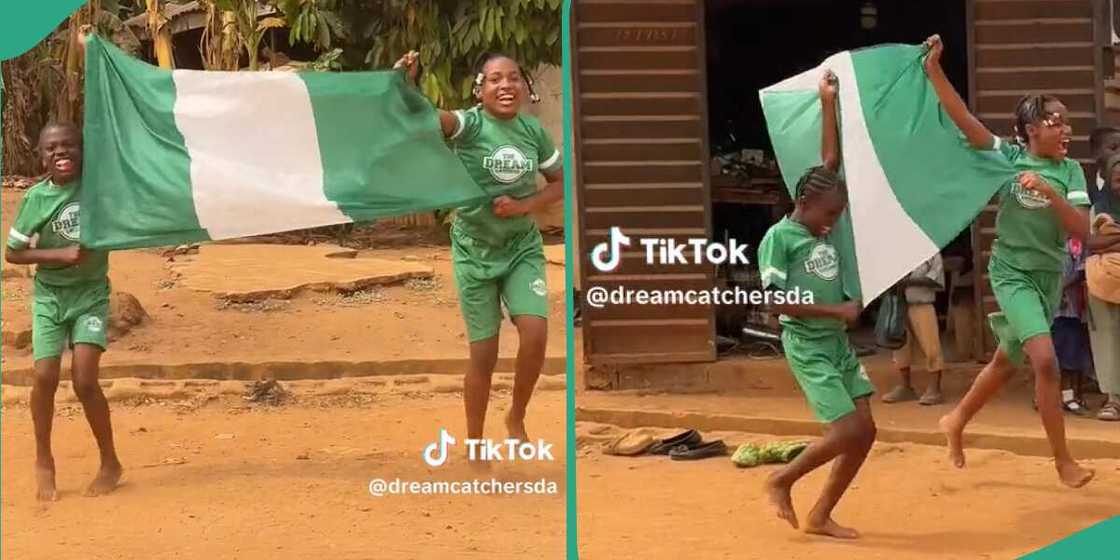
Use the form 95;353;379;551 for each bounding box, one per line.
805;398;876;539
507;315;547;441
766;404;874;531
1021;335;1094;488
71;343;122;496
940;347;1016;467
31;357;62;501
464;336;500;441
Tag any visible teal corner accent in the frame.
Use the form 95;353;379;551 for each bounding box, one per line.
0;1;90;61
561;1;577;559
1022;516;1119;559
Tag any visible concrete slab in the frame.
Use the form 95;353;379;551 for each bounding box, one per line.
168;244;433;301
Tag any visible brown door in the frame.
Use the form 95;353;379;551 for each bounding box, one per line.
967;0;1110;357
571;0;717;365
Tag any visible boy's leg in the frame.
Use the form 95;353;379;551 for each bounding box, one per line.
884;329;917;403
465;337;501;441
940;348;1015;467
501;241;549;441
1022;335;1094;488
507;316;546;441
31;358;62;502
806;397;876;539
71;343;122;496
30;283;66;501
910;303;945;404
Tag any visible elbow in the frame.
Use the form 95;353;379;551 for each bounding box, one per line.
5;251;21;265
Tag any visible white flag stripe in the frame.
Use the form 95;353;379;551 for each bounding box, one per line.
830;52;939;303
172;70;350;240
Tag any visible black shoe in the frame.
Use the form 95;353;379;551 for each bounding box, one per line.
648;429;702;455
670;440;728;461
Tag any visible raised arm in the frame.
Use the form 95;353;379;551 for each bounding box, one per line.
819;70;840;172
923;35;995;150
394;51;459;138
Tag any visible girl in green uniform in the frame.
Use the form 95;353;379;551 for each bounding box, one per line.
924;35;1094;488
760;72;875;539
394;51;563;446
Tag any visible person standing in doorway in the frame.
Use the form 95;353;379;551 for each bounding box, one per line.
882;254;946;405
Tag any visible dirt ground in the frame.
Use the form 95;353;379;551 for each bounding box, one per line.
1;188;567;371
2;186;569;559
575;422;1120;560
2;390;566;559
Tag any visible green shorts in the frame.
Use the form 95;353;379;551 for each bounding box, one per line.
450;226;548;342
32;277;110;361
782;330;875;423
987;256;1060;365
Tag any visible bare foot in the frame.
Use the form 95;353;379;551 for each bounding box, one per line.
805;516;860;539
939;413;965;468
83;462;122;497
1056;460;1094;488
505;412;529;442
765;474;799;529
35;460;58;502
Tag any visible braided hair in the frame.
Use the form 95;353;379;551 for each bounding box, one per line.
472;52;540;104
1012;93;1061;146
795;166;847;202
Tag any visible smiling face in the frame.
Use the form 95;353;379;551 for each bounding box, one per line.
39;124;82;185
1025;100;1072;160
476;56;524;119
796;188;848;238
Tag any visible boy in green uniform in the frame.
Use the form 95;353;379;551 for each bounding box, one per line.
760;72;875;540
6;122;122;500
394;51;563;445
925;35;1093;488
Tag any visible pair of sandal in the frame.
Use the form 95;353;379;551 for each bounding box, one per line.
648;429;728;461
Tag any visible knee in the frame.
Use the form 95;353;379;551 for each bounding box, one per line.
837;418;876;449
32;367;60;392
72;377;102;401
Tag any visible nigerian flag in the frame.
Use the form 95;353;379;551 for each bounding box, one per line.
760;43;1016;304
80;35;485;250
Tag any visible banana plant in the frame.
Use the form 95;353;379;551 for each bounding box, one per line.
275;0;346;51
213;0;285;70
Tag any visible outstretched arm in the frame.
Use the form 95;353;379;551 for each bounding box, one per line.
923;35;995;150
820;70;840;172
394;51;459;138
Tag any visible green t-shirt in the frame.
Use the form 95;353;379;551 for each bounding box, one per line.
757;217;846;338
989;137;1090;272
6;179;109;286
448;106;562;247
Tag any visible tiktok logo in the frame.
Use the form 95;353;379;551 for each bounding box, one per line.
590;227;631;272
423;428;456;467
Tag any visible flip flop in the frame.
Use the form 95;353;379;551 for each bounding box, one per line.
648;429;702;455
1098;402;1120;422
669;440;728;461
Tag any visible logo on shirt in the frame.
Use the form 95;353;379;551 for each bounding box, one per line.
804;242;839;281
483;145;534;184
51;202;81;241
85;316;103;333
531;278;547;297
1011;181;1052;210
